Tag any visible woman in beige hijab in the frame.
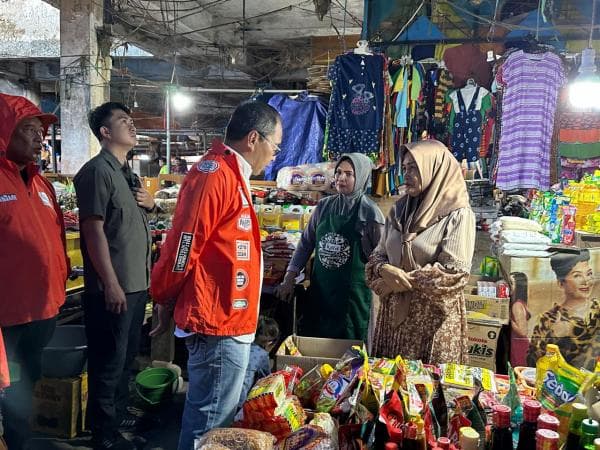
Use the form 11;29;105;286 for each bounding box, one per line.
365;140;476;364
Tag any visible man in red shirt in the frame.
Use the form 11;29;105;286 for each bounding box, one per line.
0;94;69;449
151;101;282;450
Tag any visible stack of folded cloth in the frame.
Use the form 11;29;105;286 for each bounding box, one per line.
490;217;552;257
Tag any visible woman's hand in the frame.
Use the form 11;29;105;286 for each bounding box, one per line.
379;264;413;293
275;271;298;303
372;278;395;297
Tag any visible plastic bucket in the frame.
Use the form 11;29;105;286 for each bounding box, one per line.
135;367;178;407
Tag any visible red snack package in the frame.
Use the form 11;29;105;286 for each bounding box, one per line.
379;390;405;443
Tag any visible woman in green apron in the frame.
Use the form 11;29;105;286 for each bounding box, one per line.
277;154;385;340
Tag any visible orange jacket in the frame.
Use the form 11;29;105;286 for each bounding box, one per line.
151;141;262;336
0;329;8;389
0;94;68;327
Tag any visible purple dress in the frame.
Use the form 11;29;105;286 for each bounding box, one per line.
496;51;565;191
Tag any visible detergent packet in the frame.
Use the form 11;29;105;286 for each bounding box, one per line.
536;347;588;411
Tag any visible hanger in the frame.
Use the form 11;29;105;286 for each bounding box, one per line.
398;55;413;66
466;78;477;87
520;34;556;55
353;40;373;55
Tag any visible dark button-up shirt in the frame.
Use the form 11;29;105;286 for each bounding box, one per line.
74;149;151;294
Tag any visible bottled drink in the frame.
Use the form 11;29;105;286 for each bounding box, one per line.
437;436;451;449
564;403;589;450
517;400;542;450
579;419;599;450
536;429;559;450
491;405;512;450
403;423;418;450
459;427;480;450
538;413;560;432
414;417;427;450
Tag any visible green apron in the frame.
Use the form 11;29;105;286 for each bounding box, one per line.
304;206;371;341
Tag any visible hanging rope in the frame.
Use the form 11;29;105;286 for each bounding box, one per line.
535;0;542;41
486;0;500;42
392;0;426;42
590;0;597;48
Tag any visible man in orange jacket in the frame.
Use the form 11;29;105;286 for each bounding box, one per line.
151;101;282;450
0;94;69;449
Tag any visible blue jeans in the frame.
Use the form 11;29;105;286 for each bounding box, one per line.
178;335;251;450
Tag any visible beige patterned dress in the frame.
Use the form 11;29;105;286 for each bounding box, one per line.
365;206;476;364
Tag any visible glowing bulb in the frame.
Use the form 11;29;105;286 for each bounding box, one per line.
569;48;600;109
172;91;193;111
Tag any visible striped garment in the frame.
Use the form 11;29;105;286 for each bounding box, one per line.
434;69;453;119
496;51;565;191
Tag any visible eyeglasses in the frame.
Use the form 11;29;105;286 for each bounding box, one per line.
21;125;45;138
257;132;282;155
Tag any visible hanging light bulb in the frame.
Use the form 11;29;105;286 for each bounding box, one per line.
172;91;193;112
569;48;600;109
569;0;600;109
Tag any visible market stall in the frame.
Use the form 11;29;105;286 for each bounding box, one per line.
194;340;599;450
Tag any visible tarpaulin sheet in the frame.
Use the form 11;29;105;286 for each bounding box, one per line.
265;93;327;180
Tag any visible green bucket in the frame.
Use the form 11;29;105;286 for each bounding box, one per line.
135;367;178;407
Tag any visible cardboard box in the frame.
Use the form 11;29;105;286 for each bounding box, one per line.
466;318;502;372
275;336;362;372
31;373;88;439
464;292;510;325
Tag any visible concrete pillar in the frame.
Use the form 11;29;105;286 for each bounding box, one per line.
59;0;111;174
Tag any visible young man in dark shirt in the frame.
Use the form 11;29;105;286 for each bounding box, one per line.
74;102;155;450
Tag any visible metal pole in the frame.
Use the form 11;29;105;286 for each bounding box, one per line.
166;88;171;174
184;87;305;94
51;124;58;173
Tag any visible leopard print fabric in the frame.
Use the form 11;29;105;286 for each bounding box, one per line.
526;298;600;371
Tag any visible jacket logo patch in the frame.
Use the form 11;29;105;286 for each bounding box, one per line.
235;269;249;290
237;214;252;232
236;240;250;261
232;299;248;310
0;193;17;203
38;191;52;207
173;232;193;272
198;160;220;173
239;187;250;207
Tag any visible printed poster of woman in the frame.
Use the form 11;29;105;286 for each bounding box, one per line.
524;249;600;371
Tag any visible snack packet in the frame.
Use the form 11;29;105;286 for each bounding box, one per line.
277;336;302;357
294;364;334;408
440;363;497;393
244;374;287;417
379;390;404;443
316;371;356;413
310;413;338;450
275;366;304;394
195;428;276;450
274;425;327;450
